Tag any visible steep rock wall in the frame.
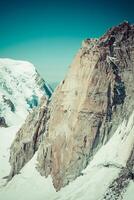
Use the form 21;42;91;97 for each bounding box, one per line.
8;97;49;180
37;22;134;190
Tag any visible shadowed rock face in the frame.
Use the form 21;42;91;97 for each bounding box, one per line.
0;117;7;127
37;22;134;191
8;97;49;180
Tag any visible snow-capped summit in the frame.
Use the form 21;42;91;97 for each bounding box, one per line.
0;58;52;126
0;58;36;74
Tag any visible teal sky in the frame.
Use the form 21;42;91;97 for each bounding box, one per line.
0;0;134;82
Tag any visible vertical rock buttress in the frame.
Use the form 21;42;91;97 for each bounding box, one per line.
37;22;134;190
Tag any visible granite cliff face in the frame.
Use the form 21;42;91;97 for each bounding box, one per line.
37;22;134;190
9;22;134;194
8;97;49;180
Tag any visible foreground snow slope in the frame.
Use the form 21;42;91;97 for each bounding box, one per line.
0;58;52;126
0;110;133;200
123;182;134;200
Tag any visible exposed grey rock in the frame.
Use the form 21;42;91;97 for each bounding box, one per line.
8;96;48;180
2;96;15;112
0;117;7;127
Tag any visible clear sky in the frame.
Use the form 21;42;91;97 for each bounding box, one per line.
0;0;134;82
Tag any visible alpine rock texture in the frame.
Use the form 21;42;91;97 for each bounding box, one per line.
8;97;49;180
37;22;134;191
7;22;134;199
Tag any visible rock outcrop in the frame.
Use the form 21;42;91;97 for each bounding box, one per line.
0;117;7;127
37;22;134;190
8;97;49;180
103;146;134;200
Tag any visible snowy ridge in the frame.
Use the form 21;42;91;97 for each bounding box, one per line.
0;58;50;126
0;58;36;74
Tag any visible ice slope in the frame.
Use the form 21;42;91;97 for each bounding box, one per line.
0;110;133;200
0;58;52;126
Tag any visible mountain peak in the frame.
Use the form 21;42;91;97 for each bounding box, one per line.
36;22;134;190
0;58;52;126
0;58;36;74
99;21;133;46
1;23;134;199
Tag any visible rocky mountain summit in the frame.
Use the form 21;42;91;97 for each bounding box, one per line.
37;21;134;190
6;22;134;199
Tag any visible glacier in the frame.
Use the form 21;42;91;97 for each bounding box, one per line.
0;58;52;126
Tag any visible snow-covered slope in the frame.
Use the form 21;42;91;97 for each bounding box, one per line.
0;58;52;126
0;110;133;200
0;125;21;186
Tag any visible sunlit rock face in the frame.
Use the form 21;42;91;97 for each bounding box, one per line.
8;22;134;193
37;22;134;190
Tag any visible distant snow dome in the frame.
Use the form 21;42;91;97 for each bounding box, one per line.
0;58;52;126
